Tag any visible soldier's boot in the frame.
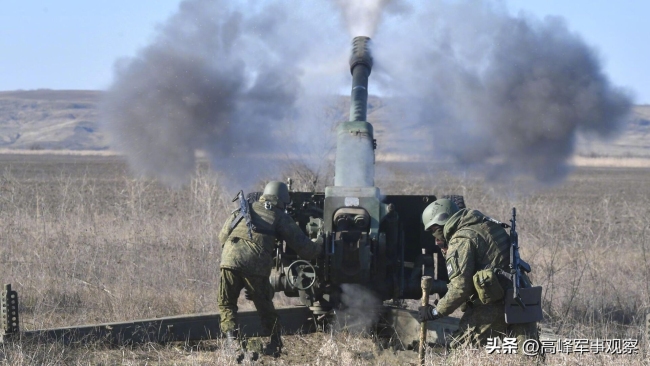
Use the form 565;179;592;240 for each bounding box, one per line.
263;333;282;357
223;330;239;349
223;330;246;362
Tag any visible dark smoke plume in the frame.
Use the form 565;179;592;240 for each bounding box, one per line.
104;0;633;186
102;0;348;187
373;1;633;182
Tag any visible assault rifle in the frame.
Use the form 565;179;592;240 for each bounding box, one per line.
231;190;255;240
509;207;531;309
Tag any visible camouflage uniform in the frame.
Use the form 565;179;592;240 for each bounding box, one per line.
218;194;321;336
436;208;538;349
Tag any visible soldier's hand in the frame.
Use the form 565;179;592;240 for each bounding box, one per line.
244;289;253;301
418;305;442;322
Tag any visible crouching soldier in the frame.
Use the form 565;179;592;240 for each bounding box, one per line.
418;199;539;350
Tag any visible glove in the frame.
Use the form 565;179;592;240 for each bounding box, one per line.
418;305;442;322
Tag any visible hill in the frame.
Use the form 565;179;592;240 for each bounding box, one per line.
0;89;648;157
0;89;105;150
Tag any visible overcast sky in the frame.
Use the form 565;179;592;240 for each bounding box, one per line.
1;0;647;104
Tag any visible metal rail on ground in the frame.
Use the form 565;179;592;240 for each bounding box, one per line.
0;284;556;348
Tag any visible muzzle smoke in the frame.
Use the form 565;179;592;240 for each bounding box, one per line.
103;0;633;186
335;0;410;37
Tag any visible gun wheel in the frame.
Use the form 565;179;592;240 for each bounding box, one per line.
286;260;317;291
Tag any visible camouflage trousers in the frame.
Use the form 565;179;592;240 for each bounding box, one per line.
218;268;279;335
449;302;539;350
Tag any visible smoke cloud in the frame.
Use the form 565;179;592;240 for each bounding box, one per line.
372;1;633;182
103;0;633;186
335;0;410;37
337;284;382;333
102;0;348;187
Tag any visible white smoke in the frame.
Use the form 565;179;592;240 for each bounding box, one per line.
336;284;382;333
335;0;411;37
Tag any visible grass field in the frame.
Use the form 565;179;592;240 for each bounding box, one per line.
0;153;648;364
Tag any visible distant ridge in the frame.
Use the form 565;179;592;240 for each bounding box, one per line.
0;89;102;102
0;89;648;157
0;89;105;150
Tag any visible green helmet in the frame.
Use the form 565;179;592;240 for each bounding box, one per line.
263;181;291;207
422;198;459;231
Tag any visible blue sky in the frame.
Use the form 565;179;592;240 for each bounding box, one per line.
1;0;648;104
0;1;179;92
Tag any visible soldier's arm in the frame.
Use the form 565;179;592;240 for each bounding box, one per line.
276;213;321;260
436;237;476;316
218;211;237;244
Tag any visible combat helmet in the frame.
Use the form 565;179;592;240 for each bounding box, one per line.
422;198;459;231
263;181;291;208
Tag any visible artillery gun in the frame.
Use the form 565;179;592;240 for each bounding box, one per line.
268;36;460;316
0;37;495;348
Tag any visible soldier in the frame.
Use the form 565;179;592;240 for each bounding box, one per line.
218;181;322;356
417;199;538;349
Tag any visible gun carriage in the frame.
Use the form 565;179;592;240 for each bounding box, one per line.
0;37;549;349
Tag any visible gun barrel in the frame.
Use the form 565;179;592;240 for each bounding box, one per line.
334;37;376;187
349;36;373;122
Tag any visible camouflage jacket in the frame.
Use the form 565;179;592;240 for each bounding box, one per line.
436;209;511;316
219;194;321;277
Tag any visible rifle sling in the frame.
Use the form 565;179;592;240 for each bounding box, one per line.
229;211;276;237
230;212;244;231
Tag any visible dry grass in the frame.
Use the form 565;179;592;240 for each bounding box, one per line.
1;332;644;365
380;163;650;357
0;154;648;364
0;155;231;329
